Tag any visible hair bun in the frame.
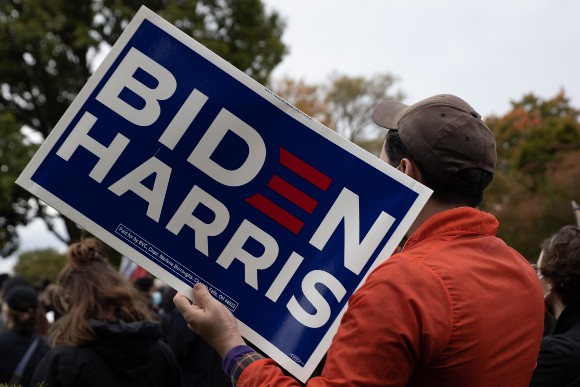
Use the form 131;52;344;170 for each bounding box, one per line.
67;238;107;269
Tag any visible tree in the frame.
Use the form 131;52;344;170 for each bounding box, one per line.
270;74;403;156
482;91;580;261
0;112;38;257
270;77;332;128
323;72;404;145
0;0;287;254
271;73;403;155
13;248;66;285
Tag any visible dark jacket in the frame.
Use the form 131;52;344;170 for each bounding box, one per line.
530;304;580;387
31;319;181;387
168;308;230;387
0;329;49;387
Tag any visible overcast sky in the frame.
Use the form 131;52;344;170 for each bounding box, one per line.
3;0;579;272
263;0;580;118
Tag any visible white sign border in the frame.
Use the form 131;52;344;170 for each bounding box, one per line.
16;6;432;382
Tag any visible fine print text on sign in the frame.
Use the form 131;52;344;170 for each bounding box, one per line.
16;6;431;382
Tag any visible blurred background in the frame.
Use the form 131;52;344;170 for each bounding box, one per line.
1;0;579;281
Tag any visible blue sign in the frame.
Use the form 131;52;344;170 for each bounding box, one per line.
17;7;431;382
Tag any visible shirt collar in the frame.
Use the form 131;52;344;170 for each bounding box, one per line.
404;207;499;251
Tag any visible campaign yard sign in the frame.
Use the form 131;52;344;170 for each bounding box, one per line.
16;6;431;382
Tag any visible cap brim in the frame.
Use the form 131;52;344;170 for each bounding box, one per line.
372;100;409;129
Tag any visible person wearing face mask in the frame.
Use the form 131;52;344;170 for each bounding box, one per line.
530;225;580;387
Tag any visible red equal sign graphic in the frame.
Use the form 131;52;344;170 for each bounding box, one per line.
245;147;333;234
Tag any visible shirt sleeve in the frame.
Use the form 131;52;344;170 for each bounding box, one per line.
237;255;453;387
223;346;264;384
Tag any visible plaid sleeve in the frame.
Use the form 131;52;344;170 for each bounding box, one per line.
230;351;265;385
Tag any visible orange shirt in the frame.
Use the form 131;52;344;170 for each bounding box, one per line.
239;207;544;386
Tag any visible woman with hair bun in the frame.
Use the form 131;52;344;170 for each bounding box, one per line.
530;225;580;386
31;237;181;387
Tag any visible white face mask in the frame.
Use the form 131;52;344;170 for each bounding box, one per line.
152;291;162;306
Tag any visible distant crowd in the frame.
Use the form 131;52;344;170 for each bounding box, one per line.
2;223;580;386
2;92;580;387
0;237;229;387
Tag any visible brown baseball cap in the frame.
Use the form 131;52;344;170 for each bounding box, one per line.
372;94;496;195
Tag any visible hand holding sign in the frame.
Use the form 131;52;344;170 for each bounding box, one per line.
174;284;246;358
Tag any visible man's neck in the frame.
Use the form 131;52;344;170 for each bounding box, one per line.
406;199;463;238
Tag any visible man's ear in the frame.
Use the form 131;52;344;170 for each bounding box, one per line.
399;158;422;182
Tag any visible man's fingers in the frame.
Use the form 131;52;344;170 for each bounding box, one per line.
191;282;215;308
173;292;195;314
173;285;215;316
173;284;244;356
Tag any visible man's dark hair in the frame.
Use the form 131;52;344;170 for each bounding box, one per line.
384;130;491;207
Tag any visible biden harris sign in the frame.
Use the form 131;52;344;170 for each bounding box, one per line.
17;6;431;382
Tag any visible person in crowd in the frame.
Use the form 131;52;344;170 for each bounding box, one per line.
157;283;176;343
530;225;580;386
167;292;230;387
40;283;64;324
158;284;229;386
0;273;10;298
151;278;165;312
174;94;545;386
1;275;31;303
0;272;11;330
572;200;580;228
133;275;157;312
134;275;155;296
532;263;557;337
0;275;32;329
0;284;50;387
30;237;181;387
0;275;49;334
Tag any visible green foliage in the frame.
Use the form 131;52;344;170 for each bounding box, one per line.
0;113;38;257
13;248;66;285
0;0;286;253
0;0;286;139
482;91;580;261
324;72;404;144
